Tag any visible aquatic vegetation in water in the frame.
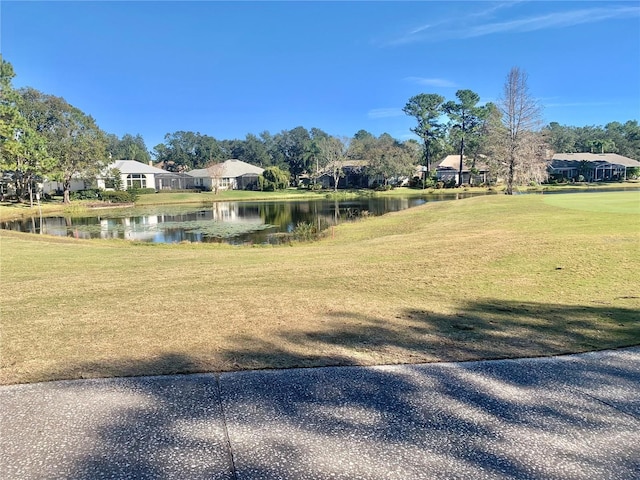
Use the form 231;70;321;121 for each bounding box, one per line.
70;220;276;238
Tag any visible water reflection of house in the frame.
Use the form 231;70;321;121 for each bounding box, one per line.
548;153;640;182
120;215;163;241
38;217;73;237
211;202;235;222
211;202;263;224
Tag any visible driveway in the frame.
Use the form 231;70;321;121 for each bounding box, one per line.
1;347;639;479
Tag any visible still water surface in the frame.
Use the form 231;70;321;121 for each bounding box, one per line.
2;193;485;244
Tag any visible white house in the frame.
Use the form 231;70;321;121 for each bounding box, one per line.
39;160;191;194
186;159;264;191
41;178;91;195
96;160;169;190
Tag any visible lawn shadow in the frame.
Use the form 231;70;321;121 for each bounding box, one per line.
220;298;640;371
9;299;638;478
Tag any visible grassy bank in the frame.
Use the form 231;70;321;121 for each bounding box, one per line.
1;191;638;384
134;187;325;206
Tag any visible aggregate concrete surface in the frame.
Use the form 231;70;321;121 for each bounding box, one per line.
1;347;639;480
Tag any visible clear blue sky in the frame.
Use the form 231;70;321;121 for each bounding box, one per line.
2;1;639;151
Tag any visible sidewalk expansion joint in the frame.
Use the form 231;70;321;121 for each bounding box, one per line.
564;384;640;422
215;374;238;480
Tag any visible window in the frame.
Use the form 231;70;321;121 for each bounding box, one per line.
126;174;147;189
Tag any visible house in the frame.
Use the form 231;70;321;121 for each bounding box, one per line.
548;153;640;182
186;159;264;191
41;177;93;195
316;160;422;189
434;155;490;185
317;160;371;189
95;160;192;191
41;160;191;194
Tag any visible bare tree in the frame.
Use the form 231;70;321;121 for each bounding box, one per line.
490;67;546;194
317;136;350;192
206;162;225;194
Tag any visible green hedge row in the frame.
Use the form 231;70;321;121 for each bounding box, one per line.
69;189;139;203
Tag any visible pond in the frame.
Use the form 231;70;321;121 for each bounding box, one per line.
2;192;487;244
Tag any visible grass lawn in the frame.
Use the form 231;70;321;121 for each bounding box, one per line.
1;191;638;384
134;187;326;206
542;190;640;214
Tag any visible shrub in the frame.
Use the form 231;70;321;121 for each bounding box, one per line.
259;166;290;191
70;189;100;200
128;187;156;195
408;176;422;188
100;190;136;203
292;221;320;242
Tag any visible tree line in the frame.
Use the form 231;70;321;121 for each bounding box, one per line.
2;54;638;203
545;121;640;159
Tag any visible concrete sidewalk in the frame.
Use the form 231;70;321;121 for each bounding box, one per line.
1;347;639;479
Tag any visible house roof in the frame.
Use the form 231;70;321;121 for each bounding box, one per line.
108;160;168;175
551;153;640;168
186;159;264;178
435;155;489;172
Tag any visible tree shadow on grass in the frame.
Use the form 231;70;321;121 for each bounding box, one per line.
2;299;638;478
220;299;640;373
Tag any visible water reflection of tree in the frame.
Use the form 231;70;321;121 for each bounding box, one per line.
258;203;293;231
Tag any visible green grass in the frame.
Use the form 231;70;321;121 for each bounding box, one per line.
542;190;640;214
1;191;638;384
135;188;325;205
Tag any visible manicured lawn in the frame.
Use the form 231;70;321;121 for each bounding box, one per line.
134;188;325;206
1;192;638;384
542;190;640;214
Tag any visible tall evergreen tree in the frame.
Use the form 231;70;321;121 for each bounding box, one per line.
403;93;445;174
443;90;488;186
